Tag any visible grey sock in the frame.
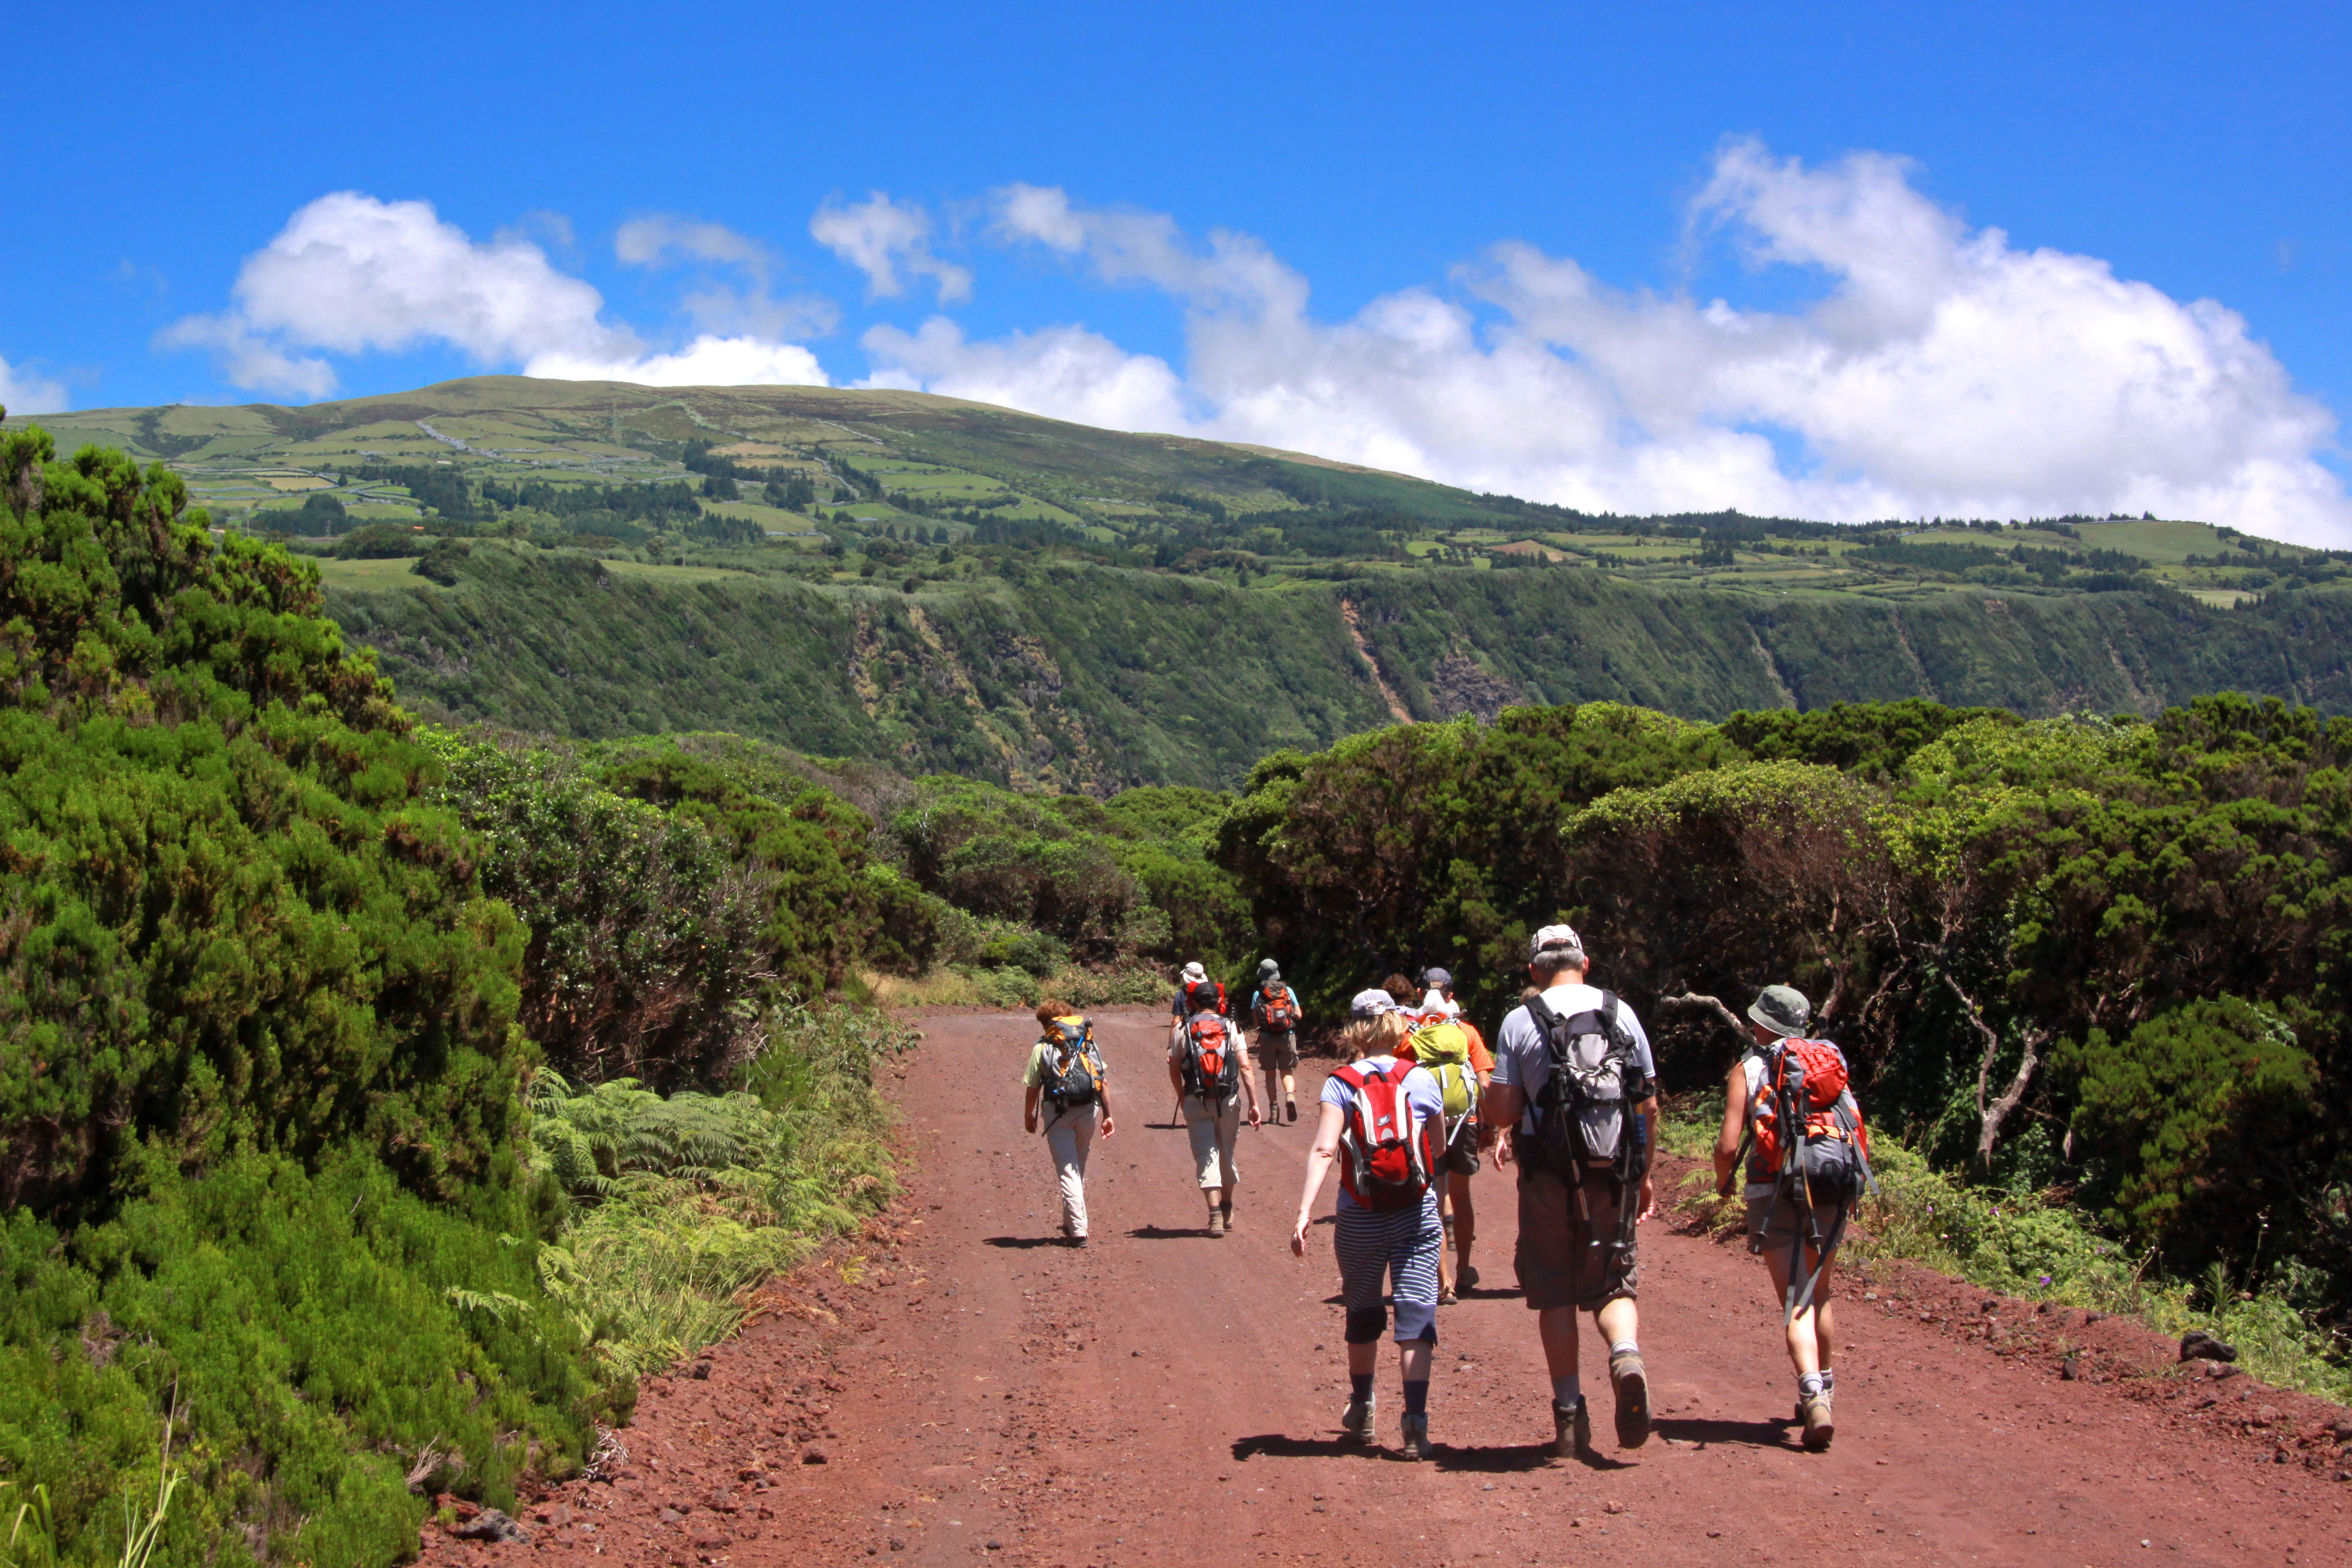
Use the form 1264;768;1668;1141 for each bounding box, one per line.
1799;1372;1825;1399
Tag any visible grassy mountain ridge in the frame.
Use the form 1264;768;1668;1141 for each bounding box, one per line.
326;541;2352;791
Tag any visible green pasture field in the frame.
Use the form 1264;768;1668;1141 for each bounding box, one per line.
597;558;765;584
312;556;443;590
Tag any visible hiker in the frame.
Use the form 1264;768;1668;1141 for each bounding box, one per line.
1713;984;1872;1452
1482;924;1659;1459
1289;990;1447;1460
1248;959;1303;1124
1022;999;1117;1246
1169;959;1227;1038
1169;975;1261;1234
1410;968;1493;1303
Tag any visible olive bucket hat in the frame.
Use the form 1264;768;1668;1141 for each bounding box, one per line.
1747;984;1812;1038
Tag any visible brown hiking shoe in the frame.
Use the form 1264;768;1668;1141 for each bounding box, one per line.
1551;1397;1592;1460
1609;1351;1651;1449
1207;1209;1225;1237
1800;1393;1835;1452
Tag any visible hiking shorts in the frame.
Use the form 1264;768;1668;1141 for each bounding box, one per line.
1439;1120;1480;1176
1256;1029;1299;1072
1515;1166;1638;1312
1747;1189;1850;1261
1334;1195;1442;1344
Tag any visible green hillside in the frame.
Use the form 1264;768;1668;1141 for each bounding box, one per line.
12;375;2352;790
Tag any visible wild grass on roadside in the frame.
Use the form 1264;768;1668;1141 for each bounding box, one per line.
531;1001;916;1378
1658;1100;2350;1404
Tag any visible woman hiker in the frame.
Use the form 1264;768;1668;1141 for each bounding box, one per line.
1288;990;1447;1460
1712;983;1869;1452
1023;999;1117;1247
1170;976;1260;1234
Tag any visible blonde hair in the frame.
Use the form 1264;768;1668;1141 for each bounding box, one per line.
1338;1011;1408;1062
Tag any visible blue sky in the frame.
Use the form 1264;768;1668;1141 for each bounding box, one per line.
4;0;2348;539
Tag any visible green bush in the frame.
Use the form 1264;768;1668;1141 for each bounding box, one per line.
336;523;427;559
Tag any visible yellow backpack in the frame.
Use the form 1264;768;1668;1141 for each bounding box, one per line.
1408;1019;1477;1124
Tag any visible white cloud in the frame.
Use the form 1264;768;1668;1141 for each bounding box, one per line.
0;354;72;416
865;151;2352;546
811;193;973;304
163;193;829;395
616;214;839;342
527;335;830;388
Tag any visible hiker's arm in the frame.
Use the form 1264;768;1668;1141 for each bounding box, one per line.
1714;1058;1747;1196
1167;1050;1185;1097
1097;1087;1116;1139
1481;1081;1526;1169
1023;1084;1042;1134
1238;1036;1262;1124
1634;1093;1659;1220
1291;1101;1345;1256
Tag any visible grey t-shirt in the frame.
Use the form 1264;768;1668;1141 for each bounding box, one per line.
1492;983;1657;1136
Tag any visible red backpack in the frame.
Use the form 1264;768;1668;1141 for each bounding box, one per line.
1183;1013;1241;1101
1749;1038;1872;1199
1332;1061;1441;1211
1260;981;1299;1030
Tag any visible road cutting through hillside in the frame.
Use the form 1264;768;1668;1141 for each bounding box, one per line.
426;1006;2352;1568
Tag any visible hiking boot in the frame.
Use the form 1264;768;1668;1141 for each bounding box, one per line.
1609;1351;1652;1449
1219;1198;1234;1230
1800;1393;1835;1452
1285;1101;1298;1124
1399;1413;1432;1461
1458;1263;1479;1291
1340;1397;1376;1444
1552;1397;1592;1460
1207;1209;1225;1237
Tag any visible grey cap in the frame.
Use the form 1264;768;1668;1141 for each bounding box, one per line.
1748;984;1811;1038
1421;967;1453;990
1528;923;1585;964
1348;988;1397;1020
1259;958;1280;976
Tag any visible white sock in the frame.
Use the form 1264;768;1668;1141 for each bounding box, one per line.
1608;1339;1639;1359
1799;1372;1825;1399
1820;1368;1835;1394
1551;1375;1581;1409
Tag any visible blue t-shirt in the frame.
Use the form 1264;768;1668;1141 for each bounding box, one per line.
1492;983;1657;1138
1320;1055;1444;1211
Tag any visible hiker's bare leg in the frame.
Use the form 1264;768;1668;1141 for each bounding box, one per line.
1397;1340;1432;1383
1763;1244;1831;1377
1263;1069;1281;1119
1453;1175;1476;1273
1281;1071;1296;1104
1537;1306;1582;1377
1347;1338;1379;1376
1205;1184;1225;1217
1437;1177;1458;1294
1595;1297;1638;1349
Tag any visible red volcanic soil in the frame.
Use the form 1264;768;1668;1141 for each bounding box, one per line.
423;1006;2352;1568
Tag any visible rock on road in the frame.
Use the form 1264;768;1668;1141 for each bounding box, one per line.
436;1006;2352;1568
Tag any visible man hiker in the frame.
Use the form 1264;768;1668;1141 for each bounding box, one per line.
1412;968;1493;1302
1713;984;1871;1452
1482;924;1659;1459
1022;999;1117;1246
1289;991;1446;1459
1249;958;1303;1124
1170;975;1261;1234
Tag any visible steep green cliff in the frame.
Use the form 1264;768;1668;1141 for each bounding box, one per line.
326;544;2352;790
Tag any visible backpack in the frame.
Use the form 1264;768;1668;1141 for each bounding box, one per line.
1259;981;1299;1030
1181;1013;1241;1102
1406;1019;1478;1129
1747;1037;1873;1207
1522;990;1649;1178
1332;1060;1442;1211
1183;979;1228;1018
1039;1017;1104;1114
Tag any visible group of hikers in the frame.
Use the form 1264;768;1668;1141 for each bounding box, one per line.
1017;924;1872;1461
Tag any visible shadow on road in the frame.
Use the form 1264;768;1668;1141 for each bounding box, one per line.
980;1236;1071;1250
1229;1434;1384;1462
1653;1416;1792;1449
1127;1225;1211;1241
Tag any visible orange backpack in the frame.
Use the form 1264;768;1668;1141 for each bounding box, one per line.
1259;981;1299;1030
1749;1037;1870;1184
1182;1013;1241;1101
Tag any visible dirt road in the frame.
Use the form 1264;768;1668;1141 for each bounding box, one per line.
432;1006;2352;1568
